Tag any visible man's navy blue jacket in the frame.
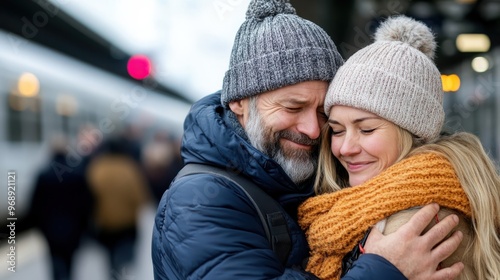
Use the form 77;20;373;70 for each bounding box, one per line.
151;92;406;279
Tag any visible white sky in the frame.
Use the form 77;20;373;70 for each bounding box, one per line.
51;0;250;101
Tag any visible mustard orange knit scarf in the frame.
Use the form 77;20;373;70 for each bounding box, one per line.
298;153;471;280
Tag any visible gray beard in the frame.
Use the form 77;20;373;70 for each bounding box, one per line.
244;97;318;185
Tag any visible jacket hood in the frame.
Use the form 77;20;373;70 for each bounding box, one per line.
181;92;314;201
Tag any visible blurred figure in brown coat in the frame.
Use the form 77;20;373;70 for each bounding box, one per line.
86;135;149;278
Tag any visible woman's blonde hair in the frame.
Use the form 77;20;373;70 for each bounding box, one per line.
409;132;500;279
315;123;500;279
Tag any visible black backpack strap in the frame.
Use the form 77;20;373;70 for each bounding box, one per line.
175;163;291;265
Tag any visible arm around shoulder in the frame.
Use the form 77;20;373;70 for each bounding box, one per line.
152;175;317;279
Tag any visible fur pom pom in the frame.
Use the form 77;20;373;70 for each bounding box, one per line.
246;0;296;20
374;16;436;60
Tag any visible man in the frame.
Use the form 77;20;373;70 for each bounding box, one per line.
27;134;94;280
152;0;464;279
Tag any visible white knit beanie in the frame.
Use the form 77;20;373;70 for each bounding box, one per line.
324;16;444;142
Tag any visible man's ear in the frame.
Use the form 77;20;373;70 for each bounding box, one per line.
228;100;245;116
228;99;250;127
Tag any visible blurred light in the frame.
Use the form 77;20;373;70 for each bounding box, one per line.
456;0;476;4
456;34;490;52
471;56;489;73
56;94;78;116
17;72;40;97
127;55;152;80
441;74;461;92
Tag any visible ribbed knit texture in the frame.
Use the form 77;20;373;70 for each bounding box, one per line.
298;153;471;280
221;0;343;106
324;16;444;142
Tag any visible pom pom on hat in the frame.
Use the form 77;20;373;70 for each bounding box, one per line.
324;15;444;142
375;16;436;59
246;0;296;19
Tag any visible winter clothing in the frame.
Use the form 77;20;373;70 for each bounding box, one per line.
298;153;472;279
28;152;94;280
86;137;150;276
87;154;148;231
221;0;343;106
324;16;444;142
151;92;407;280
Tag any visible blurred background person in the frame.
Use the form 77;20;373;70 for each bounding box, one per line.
85;134;150;279
26;134;94;280
142;131;183;205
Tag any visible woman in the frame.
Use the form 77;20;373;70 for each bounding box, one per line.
298;16;500;280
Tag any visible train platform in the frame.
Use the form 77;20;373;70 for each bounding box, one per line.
1;204;157;280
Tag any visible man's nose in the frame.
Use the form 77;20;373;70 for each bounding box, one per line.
297;110;321;140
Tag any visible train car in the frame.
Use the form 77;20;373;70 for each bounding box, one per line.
0;29;192;218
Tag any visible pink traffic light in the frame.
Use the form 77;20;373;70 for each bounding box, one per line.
127;54;152;80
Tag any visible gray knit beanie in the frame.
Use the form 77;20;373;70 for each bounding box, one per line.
324;16;444;142
221;0;344;106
